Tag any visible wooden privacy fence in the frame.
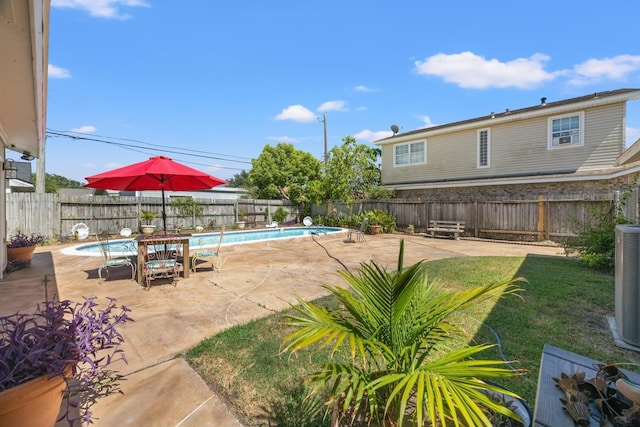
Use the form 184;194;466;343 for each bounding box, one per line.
312;196;620;242
6;193;623;243
6;194;298;238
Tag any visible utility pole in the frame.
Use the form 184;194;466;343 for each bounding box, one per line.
319;112;328;173
318;112;330;214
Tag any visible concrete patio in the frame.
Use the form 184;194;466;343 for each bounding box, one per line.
0;231;565;426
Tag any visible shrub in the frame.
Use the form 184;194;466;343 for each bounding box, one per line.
273;206;288;223
566;202;626;271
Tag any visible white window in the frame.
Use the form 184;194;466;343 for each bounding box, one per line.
548;112;584;148
477;128;490;168
394;141;425;166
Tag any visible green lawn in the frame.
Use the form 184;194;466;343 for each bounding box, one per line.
186;255;640;426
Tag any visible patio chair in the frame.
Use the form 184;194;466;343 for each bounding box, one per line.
347;218;368;243
192;227;224;273
142;233;183;291
97;231;136;283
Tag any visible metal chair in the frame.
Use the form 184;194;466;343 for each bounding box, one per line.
97;231;136;283
347;218;368;243
142;233;183;291
192;227;224;273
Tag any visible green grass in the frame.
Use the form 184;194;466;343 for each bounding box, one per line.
186;255;640;426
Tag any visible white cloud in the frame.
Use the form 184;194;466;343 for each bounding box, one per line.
415;51;555;89
69;125;97;133
317;100;348;112
354;129;394;142
49;64;71;79
568;55;640;86
206;164;224;173
419;115;437;128
354;85;377;92
274;105;317;123
267;136;298;143
627;126;640;147
51;0;150;19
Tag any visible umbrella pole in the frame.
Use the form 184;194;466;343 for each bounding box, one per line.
161;186;167;232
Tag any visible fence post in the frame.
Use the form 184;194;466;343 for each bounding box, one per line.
545;200;550;240
537;195;545;241
474;201;479;238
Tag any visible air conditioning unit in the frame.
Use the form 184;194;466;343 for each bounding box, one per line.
555;135;576;145
615;225;640;347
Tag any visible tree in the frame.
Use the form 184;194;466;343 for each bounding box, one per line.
323;136;381;204
32;173;84;194
170;197;203;229
283;241;525;426
227;170;251;189
248;143;321;203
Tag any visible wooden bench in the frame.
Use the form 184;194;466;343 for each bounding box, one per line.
427;220;465;240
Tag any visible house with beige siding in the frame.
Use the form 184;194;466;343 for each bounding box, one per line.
375;89;640;203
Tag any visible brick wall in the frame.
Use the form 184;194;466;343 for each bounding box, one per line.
395;177;633;202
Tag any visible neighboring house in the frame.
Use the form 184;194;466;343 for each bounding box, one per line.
88;186;249;200
5;161;35;193
57;188;95;198
0;0;50;278
375;89;640;202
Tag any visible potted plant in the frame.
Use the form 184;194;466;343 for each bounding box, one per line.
0;297;133;427
236;209;248;229
405;224;415;235
283;240;527;426
140;209;157;234
369;222;382;235
6;232;45;264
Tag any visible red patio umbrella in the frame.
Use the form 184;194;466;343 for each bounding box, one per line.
84;156;226;231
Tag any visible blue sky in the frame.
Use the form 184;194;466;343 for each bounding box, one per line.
28;0;640;183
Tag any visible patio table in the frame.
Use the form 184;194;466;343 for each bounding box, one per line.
135;234;191;285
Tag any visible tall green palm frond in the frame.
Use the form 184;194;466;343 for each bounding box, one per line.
282;240;526;426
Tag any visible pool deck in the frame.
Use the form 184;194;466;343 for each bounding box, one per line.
0;231;565;426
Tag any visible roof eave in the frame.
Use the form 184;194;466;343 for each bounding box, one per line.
0;0;50;158
375;89;640;146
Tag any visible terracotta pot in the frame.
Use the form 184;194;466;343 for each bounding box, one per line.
369;225;382;235
0;374;66;427
7;245;36;263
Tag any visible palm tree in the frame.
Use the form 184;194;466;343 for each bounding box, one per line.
283;241;526;426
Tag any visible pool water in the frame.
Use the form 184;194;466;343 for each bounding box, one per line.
62;226;343;256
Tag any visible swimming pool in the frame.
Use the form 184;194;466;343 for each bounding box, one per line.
61;226;344;256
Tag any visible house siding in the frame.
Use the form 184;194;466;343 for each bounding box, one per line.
381;102;626;185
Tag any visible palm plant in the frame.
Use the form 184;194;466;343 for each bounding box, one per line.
283;241;526;426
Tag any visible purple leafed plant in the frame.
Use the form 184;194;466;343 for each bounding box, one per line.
7;232;45;248
0;297;133;426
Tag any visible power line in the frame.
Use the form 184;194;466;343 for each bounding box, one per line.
46;129;254;167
